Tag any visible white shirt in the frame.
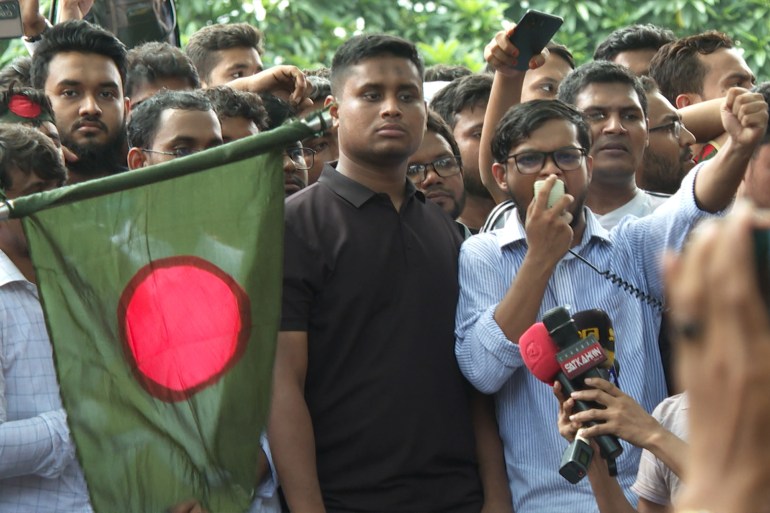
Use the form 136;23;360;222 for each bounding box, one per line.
0;250;91;512
595;189;670;230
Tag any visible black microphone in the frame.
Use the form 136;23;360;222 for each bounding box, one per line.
542;306;623;460
572;309;620;380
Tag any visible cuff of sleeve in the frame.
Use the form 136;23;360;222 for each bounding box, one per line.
38;408;76;478
478;306;525;369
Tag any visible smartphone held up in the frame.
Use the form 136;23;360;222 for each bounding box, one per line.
507;9;564;70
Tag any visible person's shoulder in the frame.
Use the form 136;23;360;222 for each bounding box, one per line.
651;392;688;420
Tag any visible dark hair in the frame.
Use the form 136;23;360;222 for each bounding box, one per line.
202;86;268;131
0;124;66;191
426;109;462;167
0;85;56;126
649;31;735;104
547;42;576;70
185;23;264;84
330;34;424;96
0;56;32;89
639;75;659;94
594;24;676;62
303;66;331;79
30;20;128;90
491;99;591;164
307;75;331;104
429;73;493;130
125;41;200;99
424;64;473;82
753;82;770;145
127;89;212;149
557;60;648;117
259;93;297;130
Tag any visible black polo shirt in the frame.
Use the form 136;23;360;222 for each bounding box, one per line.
282;165;483;513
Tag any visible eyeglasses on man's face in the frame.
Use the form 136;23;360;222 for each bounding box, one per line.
649;120;682;139
406;155;462;184
505;146;587;175
284;146;316;171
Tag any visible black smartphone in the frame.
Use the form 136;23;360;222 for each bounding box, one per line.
0;0;22;40
508;10;564;71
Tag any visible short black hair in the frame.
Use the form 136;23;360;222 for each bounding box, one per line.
330;34;424;97
30;20;128;90
753;82;770;145
429;73;493;130
307;75;331;105
202;86;268;132
547;42;576;70
259;93;297;130
0;124;66;192
557;60;648;117
491;99;591;164
127;89;212;149
0;56;32;89
426;109;462;167
594;24;676;62
185;23;264;84
424;64;473;82
649;31;735;104
125;41;200;99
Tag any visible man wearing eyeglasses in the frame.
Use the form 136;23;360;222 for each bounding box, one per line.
638;76;697;195
456;28;767;512
407;110;466;229
126;90;222;170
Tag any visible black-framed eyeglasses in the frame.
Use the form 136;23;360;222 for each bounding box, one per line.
506;147;587;175
649;120;682;139
284;146;316;170
407;155;462;183
141;147;199;158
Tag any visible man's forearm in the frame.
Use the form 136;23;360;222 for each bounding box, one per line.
0;408;75;479
268;386;325;513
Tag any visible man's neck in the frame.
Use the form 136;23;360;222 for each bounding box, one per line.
336;154;407;211
0;243;35;284
458;194;495;232
586;179;638;215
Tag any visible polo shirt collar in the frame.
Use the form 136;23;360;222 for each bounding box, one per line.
318;164;424;209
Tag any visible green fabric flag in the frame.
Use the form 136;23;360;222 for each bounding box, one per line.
12;120;317;512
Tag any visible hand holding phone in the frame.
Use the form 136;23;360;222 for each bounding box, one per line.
508;10;564;71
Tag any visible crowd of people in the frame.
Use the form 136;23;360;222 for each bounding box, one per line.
0;2;769;512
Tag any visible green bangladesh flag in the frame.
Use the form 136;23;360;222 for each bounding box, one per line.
5;118;323;512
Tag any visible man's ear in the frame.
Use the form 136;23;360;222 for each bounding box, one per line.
491;162;509;191
675;93;701;109
126;147;147;170
326;95;340;128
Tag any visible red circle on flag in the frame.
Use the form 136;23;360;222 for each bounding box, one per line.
118;256;251;402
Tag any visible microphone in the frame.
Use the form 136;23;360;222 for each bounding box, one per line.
572;309;620;378
541;307;623;460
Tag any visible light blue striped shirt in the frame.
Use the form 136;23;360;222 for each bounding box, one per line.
455;166;710;512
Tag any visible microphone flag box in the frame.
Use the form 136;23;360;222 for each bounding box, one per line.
556;334;606;379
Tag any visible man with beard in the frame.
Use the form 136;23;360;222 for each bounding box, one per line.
638;76;696;195
455;28;767;512
407;110;467;234
30;20;129;184
430;73;495;233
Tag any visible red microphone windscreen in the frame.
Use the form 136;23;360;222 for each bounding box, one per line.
519;322;561;384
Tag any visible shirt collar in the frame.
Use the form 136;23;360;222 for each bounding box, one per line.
318;164;424;208
496;206;612;249
0;249;33;291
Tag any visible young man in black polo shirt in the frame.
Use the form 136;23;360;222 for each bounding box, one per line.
269;34;506;512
